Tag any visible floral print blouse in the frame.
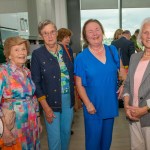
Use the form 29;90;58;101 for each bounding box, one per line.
49;48;70;94
0;62;39;115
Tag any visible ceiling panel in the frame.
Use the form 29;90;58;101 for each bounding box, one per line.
81;0;150;10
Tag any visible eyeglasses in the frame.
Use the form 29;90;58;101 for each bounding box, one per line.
42;30;57;37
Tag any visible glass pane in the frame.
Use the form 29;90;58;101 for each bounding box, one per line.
122;8;150;34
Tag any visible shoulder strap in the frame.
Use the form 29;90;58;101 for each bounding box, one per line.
60;44;72;61
63;45;72;61
108;46;115;63
109;46;120;72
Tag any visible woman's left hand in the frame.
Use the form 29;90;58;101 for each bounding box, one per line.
86;102;96;114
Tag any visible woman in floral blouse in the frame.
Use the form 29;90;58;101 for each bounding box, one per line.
0;36;42;150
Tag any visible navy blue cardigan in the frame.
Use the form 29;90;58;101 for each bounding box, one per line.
31;45;75;112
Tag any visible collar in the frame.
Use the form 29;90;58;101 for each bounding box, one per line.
8;62;29;76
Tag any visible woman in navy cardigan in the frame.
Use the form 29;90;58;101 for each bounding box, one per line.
31;20;74;150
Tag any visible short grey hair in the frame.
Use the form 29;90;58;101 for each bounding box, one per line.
38;20;57;35
137;17;150;45
122;30;131;35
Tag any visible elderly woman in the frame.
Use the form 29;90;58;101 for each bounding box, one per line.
123;17;150;150
74;19;121;150
57;28;72;46
31;20;74;150
57;28;73;62
0;36;42;150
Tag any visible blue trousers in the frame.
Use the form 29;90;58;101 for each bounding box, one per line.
84;117;114;150
44;94;74;150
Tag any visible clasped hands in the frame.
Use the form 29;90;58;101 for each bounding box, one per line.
125;105;147;121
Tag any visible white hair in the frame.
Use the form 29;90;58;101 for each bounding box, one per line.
137;17;150;45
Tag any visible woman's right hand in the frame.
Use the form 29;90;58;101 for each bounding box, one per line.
86;102;96;114
39;99;56;123
44;108;56;123
117;85;124;99
2;126;16;146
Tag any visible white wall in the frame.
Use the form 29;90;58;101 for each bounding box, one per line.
0;0;68;38
0;13;18;29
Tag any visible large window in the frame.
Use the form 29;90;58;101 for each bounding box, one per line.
122;8;150;34
81;8;150;45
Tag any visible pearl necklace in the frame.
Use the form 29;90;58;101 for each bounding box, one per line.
89;45;105;55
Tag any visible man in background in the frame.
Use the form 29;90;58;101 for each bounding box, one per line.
111;30;135;68
111;30;135;108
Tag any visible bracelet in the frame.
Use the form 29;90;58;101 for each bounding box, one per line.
37;115;40;118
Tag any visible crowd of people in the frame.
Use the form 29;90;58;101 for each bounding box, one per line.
0;17;149;150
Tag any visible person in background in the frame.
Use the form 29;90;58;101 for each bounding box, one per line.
57;28;82;111
111;28;124;107
0;36;42;150
112;28;123;41
74;19;122;150
57;28;75;135
57;28;72;46
57;28;73;62
130;29;142;52
123;17;150;150
111;30;135;69
31;20;74;150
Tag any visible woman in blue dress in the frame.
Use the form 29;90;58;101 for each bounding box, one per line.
74;19;121;150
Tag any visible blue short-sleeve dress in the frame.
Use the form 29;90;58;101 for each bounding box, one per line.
74;44;120;119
